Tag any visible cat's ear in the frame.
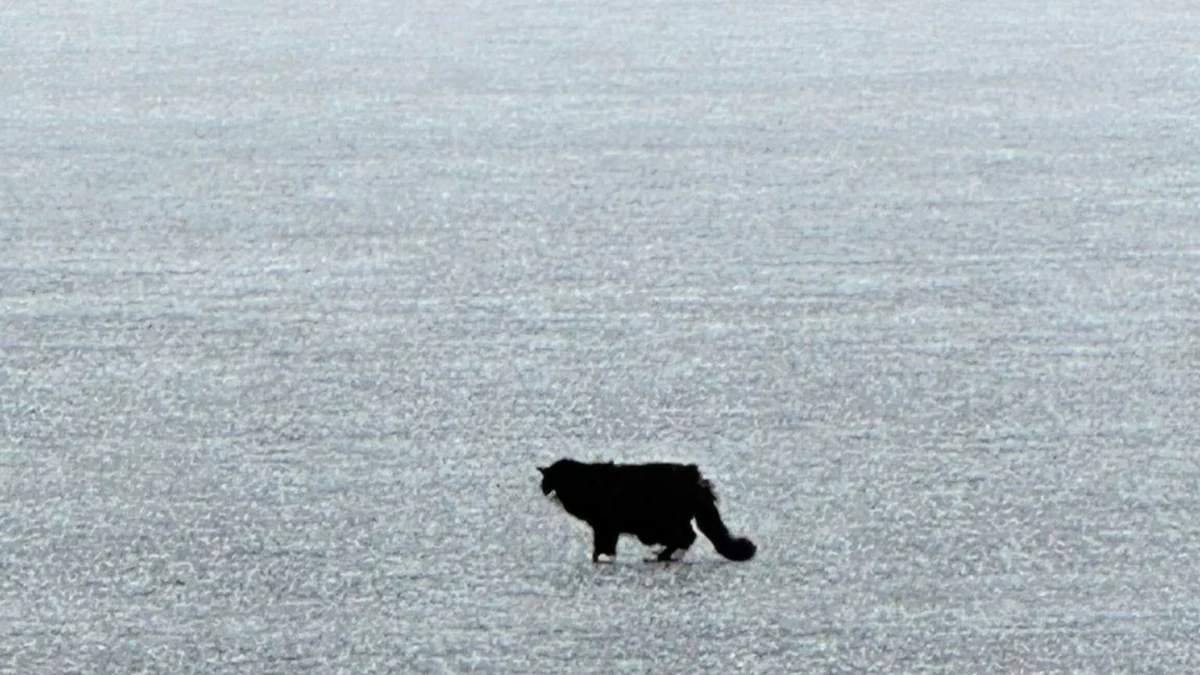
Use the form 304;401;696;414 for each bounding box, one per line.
536;466;546;475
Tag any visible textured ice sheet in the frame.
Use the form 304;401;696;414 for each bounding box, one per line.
3;0;1199;672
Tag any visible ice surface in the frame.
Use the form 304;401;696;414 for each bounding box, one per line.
2;0;1199;672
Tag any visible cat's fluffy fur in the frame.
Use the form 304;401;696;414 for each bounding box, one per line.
537;458;756;562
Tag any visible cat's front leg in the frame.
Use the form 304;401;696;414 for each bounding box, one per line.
592;528;618;563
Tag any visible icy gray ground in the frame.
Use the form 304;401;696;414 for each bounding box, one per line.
3;0;1200;672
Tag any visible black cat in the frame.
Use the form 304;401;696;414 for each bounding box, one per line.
537;458;756;562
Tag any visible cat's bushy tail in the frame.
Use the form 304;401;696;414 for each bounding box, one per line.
693;479;756;561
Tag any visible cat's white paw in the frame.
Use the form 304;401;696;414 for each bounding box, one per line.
594;553;615;564
646;549;687;563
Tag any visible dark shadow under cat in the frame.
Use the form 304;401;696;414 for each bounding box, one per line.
538;458;756;563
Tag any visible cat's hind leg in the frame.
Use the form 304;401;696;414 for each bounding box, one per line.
635;531;667;561
654;524;697;562
592;528;618;563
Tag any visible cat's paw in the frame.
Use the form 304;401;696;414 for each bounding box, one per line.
649;549;687;563
642;546;667;561
593;553;615;564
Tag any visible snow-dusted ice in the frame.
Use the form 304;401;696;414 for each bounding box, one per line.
3;0;1199;672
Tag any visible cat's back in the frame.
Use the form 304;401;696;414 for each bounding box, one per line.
616;461;701;484
560;460;701;502
606;462;702;504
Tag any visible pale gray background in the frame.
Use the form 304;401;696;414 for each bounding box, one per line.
3;0;1199;672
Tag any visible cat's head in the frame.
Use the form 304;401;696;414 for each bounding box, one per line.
536;459;571;497
536;464;556;496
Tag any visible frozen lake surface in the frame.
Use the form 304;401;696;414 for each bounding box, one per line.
3;0;1199;672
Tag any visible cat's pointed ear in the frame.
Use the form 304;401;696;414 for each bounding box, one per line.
536;466;547;475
